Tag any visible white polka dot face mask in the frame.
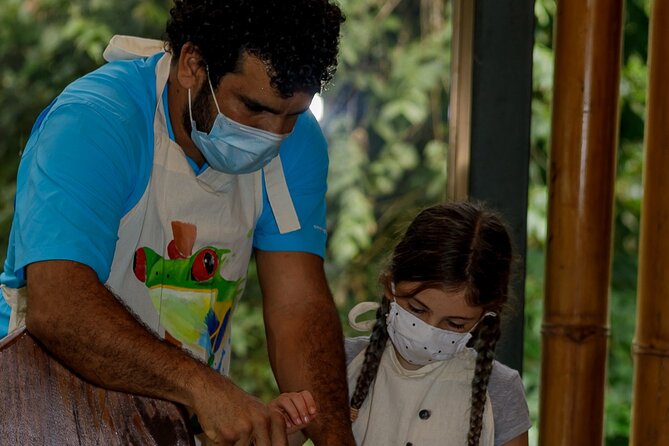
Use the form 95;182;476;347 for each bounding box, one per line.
386;300;484;366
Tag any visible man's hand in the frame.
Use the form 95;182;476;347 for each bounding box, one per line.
190;372;288;446
268;390;317;434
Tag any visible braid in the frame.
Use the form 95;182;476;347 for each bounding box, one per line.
466;315;501;446
349;298;390;418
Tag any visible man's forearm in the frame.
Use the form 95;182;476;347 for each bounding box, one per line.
25;260;210;408
256;250;356;445
267;297;354;445
300;302;353;445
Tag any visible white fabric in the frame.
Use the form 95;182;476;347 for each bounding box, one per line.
105;49;259;374
386;301;473;365
263;155;301;233
2;285;26;332
347;301;381;332
103;35;166;61
348;343;494;446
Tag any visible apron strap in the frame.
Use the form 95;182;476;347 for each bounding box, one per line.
103;34;171;101
2;285;27;333
103;35;165;62
263;157;301;234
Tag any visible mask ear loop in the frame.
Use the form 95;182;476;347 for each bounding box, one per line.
188;65;221;131
205;65;223;114
188;88;194;122
347;302;381;332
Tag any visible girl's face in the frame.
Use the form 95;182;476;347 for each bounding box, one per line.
388;281;484;333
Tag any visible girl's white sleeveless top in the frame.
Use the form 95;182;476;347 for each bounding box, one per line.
348;344;495;445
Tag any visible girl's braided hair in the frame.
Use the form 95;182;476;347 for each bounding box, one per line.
349;201;513;445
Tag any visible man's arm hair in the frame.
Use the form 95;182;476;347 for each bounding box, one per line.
257;250;355;446
26;260;210;406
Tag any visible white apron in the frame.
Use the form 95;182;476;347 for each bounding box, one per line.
348;344;495;446
4;35;301;377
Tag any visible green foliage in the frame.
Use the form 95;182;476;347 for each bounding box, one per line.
522;247;545;446
322;0;449;314
0;0;170;254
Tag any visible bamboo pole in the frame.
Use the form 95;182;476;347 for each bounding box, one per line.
539;1;624;445
630;1;669;443
447;0;475;201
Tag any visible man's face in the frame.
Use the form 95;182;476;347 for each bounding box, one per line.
187;54;314;136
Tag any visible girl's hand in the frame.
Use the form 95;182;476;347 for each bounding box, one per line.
268;390;318;434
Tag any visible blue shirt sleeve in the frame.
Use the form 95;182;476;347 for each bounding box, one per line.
11;101;143;283
253;111;328;258
3;56;158;288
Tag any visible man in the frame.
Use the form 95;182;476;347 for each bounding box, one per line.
0;0;355;444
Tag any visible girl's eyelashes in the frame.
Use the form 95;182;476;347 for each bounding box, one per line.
407;304;466;330
447;321;466;330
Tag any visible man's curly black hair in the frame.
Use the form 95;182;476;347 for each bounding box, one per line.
165;0;345;97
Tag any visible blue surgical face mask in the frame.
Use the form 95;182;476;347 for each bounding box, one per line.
188;76;290;174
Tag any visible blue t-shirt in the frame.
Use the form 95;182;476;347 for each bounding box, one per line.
0;53;328;337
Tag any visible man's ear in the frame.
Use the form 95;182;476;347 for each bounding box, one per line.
176;42;206;90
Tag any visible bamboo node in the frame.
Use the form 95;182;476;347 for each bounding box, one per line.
542;323;609;343
632;342;669;359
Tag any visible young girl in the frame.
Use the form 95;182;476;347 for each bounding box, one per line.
271;201;530;445
347;201;530;446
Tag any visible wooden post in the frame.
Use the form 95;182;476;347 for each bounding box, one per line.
630;0;669;443
464;0;533;372
447;0;475;201
448;0;533;372
540;0;624;444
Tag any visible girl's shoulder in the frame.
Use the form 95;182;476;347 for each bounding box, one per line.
490;360;522;385
488;360;526;409
489;360;532;445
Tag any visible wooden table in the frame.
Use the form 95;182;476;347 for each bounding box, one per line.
0;328;194;445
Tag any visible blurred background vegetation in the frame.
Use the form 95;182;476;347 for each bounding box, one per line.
0;0;650;444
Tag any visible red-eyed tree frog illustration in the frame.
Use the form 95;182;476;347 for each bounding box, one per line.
132;221;243;371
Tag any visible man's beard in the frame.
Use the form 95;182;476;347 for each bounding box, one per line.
183;86;217;135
